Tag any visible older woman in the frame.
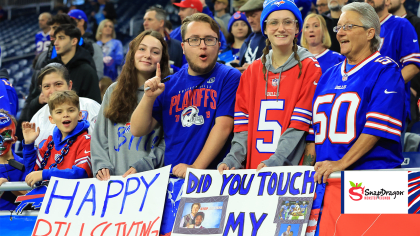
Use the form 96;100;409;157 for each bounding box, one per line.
301;13;345;73
308;2;405;183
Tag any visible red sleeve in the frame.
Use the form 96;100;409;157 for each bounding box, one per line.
233;61;257;132
74;134;93;177
289;58;322;132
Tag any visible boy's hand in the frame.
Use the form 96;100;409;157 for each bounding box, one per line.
25;171;43;187
96;168;111;181
0;178;8;186
144;63;165;98
22;122;40;144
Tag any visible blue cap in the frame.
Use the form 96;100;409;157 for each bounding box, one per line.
227;12;251;33
285;201;289;204
260;0;303;38
68;9;88;24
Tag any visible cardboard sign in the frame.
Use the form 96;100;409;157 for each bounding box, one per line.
31;166;170;236
172;167;317;236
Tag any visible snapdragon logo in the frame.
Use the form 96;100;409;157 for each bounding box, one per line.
349;181;404;201
348;181;365;201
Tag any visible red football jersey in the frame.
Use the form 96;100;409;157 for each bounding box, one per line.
35;131;93;178
234;57;322;169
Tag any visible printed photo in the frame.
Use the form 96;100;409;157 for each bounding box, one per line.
179;202;224;229
173;196;229;234
278;223;300;236
278;200;309;220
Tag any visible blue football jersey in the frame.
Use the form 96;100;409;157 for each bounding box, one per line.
281;205;288;219
152;63;241;169
35;31;50;55
300;204;307;212
315;49;345;74
312;52;405;170
379;14;420;121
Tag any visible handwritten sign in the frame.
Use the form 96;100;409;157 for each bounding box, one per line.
31;166;170;236
171;167;317;236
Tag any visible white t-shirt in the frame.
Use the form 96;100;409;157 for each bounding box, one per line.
30;97;101;148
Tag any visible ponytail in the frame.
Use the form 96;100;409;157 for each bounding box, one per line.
261;38;271;78
292;37;302;78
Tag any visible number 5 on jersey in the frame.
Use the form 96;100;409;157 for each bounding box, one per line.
256;100;284;153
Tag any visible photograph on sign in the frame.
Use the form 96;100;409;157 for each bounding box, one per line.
173;196;229;234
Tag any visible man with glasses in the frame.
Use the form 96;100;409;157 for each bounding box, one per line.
366;0;420;147
131;13;241;179
316;0;329;14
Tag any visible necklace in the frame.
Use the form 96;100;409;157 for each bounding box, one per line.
40;137;76;170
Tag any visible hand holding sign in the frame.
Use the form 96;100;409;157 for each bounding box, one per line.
144;63;165;97
217;163;235;174
25;170;43;187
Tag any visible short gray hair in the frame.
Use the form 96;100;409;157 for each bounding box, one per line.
342;2;381;53
146;7;167;22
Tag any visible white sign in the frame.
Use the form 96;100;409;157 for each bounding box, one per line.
172;167;317;236
342;171;408;214
31;166;170;236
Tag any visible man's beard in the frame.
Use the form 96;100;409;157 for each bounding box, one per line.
388;0;401;14
367;0;386;13
185;53;218;75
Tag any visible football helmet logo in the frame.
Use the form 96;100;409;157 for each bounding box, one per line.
181;106;204;127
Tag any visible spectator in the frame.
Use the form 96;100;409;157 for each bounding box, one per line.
213;0;231;28
130;13;241;178
36;12;52;55
170;0;228;51
51;24;101;103
301;13;345;73
309;2;405;182
92;31;167;180
0;69;18;117
68;9;104;79
321;0;347;53
165;0;182;27
19;14;97;137
218;12;251;64
389;0;420;127
232;0;247;11
0;110;27;210
366;0;420;146
30;63;100;150
218;0;322;172
316;0;329;14
96;19;124;81
144;6;184;68
93;0;117;25
22;91;93;187
234;0;265;73
99;76;112;101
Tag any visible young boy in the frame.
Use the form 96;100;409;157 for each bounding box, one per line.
0;109;27;210
23;90;92;187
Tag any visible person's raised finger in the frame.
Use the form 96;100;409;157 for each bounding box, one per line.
156;63;161;79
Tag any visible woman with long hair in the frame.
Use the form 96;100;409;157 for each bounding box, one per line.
218;0;322;171
96;19;124;81
92;30;170;180
301;13;345;73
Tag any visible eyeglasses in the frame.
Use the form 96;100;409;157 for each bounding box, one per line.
264;19;298;30
316;3;327;7
183;37;218;46
333;24;366;32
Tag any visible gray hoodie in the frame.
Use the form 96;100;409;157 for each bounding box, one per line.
220;46;315;169
91;83;165;175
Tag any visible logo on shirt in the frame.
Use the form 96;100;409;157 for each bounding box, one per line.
274;1;285;6
335;85;347;89
181;106;204;127
414;40;418;43
272;78;279;87
207;77;215;83
384;89;397;94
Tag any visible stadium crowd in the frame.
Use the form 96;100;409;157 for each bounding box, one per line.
1;0;420;233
